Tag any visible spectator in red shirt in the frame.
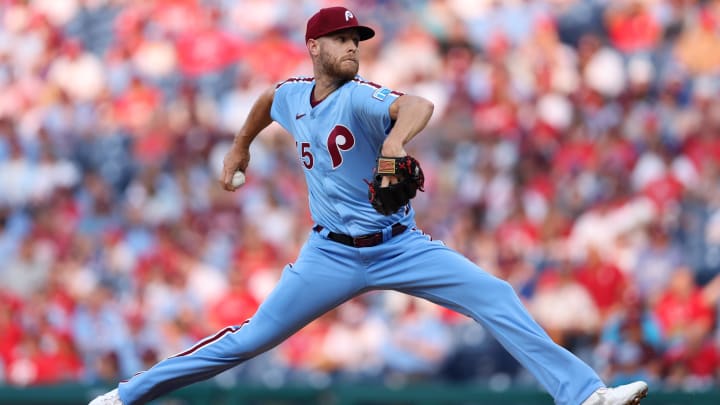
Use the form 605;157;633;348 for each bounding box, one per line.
113;76;162;133
206;269;258;333
604;1;661;54
654;265;716;343
175;6;244;77
232;224;281;276
683;127;720;177
495;205;540;257
48;334;84;382
473;65;521;139
279;315;330;376
663;323;720;390
552;129;598;175
529;253;601;348
242;28;306;84
575;245;629;322
3;326;82;385
642;172;684;215
0;299;23;372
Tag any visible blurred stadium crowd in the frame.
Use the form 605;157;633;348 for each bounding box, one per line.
1;0;720;394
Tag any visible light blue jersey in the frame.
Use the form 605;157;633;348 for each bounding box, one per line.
271;76;412;235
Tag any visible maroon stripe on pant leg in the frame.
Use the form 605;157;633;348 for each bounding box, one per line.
169;320;249;358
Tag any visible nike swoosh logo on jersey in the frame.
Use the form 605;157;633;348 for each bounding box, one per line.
295;113;306;120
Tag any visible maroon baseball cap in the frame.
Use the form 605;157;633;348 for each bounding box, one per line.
305;7;375;42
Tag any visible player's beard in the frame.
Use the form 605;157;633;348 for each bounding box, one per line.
319;51;358;82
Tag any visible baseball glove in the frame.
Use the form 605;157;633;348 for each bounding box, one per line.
366;155;425;215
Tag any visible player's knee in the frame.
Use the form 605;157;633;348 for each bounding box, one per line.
222;325;284;361
220;338;266;362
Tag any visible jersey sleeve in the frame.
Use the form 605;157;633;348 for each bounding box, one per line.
270;81;293;131
350;80;403;139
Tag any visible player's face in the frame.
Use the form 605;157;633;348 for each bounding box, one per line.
316;29;361;80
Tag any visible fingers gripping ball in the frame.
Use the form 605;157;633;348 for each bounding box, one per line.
231;171;246;189
366;155;425;215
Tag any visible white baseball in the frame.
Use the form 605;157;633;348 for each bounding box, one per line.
231;171;246;188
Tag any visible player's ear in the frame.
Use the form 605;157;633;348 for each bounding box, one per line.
307;38;320;56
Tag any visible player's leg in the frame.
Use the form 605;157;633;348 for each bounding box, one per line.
365;229;606;405
113;232;366;405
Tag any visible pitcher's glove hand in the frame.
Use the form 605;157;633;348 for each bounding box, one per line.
366;155;425;215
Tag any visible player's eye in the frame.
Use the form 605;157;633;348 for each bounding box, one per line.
337;35;359;46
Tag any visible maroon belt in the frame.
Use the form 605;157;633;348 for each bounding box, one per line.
314;223;407;248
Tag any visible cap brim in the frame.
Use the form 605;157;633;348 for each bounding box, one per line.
357;26;375;41
310;25;375;41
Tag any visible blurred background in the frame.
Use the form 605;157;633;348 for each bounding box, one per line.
1;0;720;403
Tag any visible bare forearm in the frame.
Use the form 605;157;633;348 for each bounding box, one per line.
221;87;275;190
383;95;434;156
232;87;275;151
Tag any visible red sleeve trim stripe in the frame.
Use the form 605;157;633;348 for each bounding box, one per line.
352;78;404;96
276;77;314;89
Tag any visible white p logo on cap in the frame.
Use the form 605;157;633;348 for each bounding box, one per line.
345;10;353;21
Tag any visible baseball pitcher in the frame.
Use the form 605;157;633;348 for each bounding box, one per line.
91;7;647;405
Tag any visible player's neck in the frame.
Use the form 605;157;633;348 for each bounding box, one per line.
312;75;349;103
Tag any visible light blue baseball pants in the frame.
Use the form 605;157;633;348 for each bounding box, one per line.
118;226;603;404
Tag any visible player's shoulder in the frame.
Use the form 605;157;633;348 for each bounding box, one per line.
349;76;404;101
275;76;314;90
